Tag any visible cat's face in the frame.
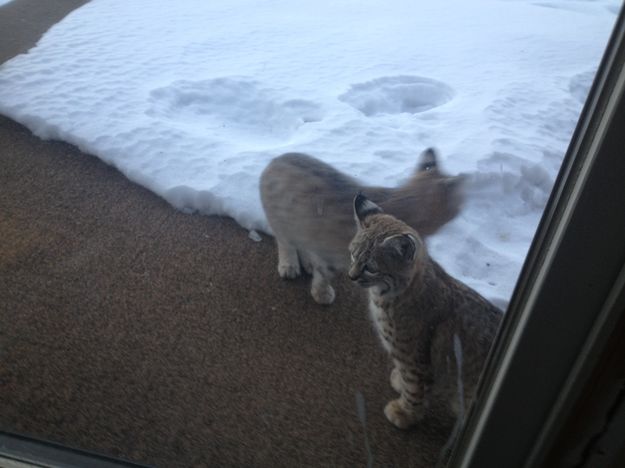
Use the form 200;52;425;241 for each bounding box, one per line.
348;194;424;295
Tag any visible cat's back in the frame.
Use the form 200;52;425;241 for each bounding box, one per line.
430;261;501;337
424;262;502;388
260;153;360;253
260;153;357;197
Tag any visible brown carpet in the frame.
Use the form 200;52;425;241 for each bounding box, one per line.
0;1;451;466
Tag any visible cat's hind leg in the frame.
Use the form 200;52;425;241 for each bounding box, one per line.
308;257;335;305
277;239;301;279
298;250;314;276
311;269;336;305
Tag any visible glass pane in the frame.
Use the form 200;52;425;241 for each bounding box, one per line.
0;0;620;466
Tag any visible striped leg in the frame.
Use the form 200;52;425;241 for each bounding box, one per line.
384;364;429;429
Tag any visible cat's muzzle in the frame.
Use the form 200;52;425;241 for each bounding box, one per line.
351;276;374;288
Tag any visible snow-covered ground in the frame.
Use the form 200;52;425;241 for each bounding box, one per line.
0;0;619;304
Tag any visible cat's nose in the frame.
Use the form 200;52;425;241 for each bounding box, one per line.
348;268;360;281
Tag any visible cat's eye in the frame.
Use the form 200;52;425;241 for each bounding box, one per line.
363;264;377;274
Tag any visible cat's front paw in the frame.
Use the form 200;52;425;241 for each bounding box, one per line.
311;284;336;305
278;262;301;279
384;399;423;430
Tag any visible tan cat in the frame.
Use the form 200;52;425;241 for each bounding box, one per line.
349;194;501;429
260;149;465;304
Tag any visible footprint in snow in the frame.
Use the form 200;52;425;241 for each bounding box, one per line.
146;77;324;140
339;75;455;117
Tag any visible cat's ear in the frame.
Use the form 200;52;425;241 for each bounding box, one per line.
382;234;418;262
354;193;383;228
418;147;438;172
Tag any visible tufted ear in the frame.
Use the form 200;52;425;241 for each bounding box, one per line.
418;147;438;172
381;234;418;262
353;193;383;228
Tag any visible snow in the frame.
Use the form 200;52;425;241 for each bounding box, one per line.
0;0;13;7
0;0;619;305
248;230;262;243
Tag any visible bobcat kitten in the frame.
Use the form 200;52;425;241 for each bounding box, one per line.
260;149;465;305
349;194;501;429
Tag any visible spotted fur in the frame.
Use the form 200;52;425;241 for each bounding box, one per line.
349;194;501;429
